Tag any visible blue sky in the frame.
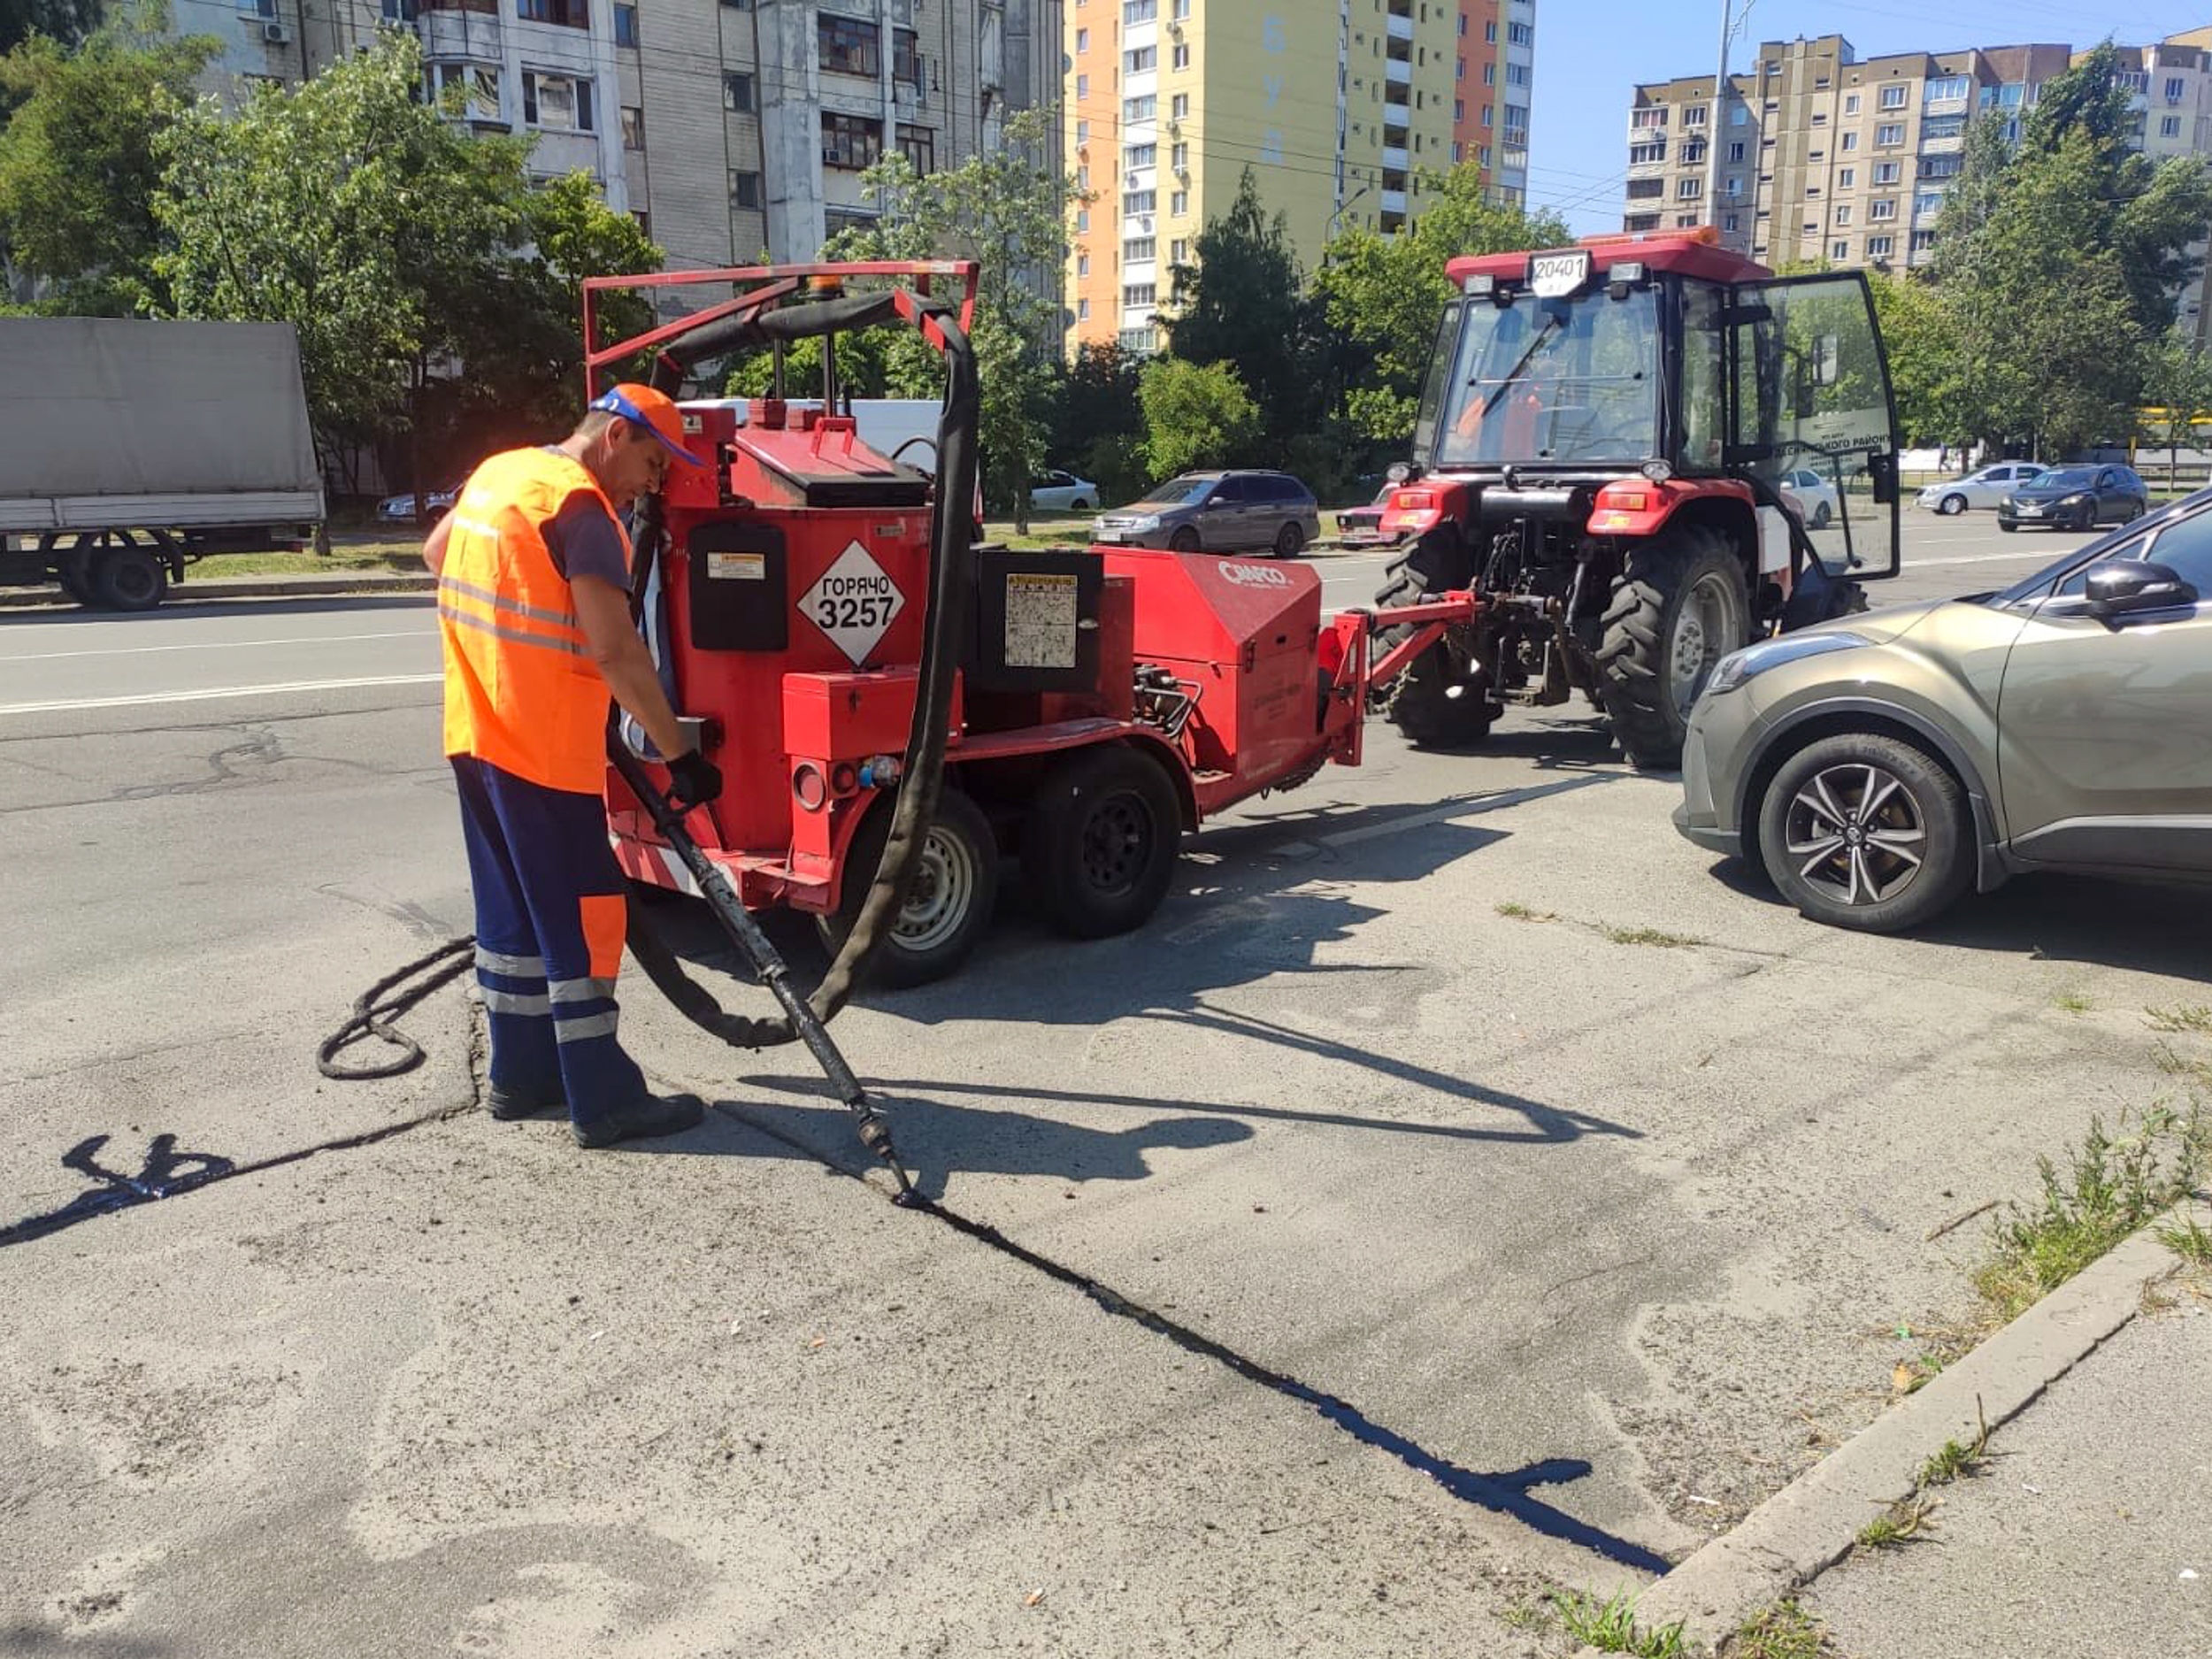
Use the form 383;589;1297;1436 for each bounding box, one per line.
1528;0;2212;233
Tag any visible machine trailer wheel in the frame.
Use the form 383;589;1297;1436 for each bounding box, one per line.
1596;525;1750;771
91;535;169;611
1371;526;1494;747
1022;744;1183;939
816;787;998;988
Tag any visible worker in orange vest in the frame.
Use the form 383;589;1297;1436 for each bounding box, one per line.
425;384;723;1148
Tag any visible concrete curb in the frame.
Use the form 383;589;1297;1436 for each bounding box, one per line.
1571;1205;2200;1657
0;572;435;610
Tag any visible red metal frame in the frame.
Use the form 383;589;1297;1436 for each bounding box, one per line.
1447;229;1770;288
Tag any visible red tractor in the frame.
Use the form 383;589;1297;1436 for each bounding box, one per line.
1366;228;1905;768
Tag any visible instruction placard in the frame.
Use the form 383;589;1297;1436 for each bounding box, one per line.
1002;572;1079;670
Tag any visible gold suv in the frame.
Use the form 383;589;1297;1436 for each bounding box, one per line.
1676;494;2212;932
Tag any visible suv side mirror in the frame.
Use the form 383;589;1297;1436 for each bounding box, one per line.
2083;559;2197;621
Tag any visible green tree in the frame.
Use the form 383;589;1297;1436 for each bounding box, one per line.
1137;357;1259;477
1057;340;1148;505
2138;328;2212;495
1313;164;1571;446
1866;269;1967;449
820;107;1079;531
1161;168;1318;446
0;0;100;57
0;3;216;313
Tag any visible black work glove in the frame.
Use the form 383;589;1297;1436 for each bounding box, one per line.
665;748;723;810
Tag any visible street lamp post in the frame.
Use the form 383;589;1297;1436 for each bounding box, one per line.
1705;0;1755;242
1330;180;1375;242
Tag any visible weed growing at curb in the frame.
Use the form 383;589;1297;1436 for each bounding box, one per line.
2156;1212;2212;1271
1548;1588;1688;1656
1972;1105;2211;1323
2152;1042;2212;1089
1726;1600;1832;1659
1855;1494;1936;1549
1494;902;1557;922
2145;1004;2212;1034
1603;925;1705;949
1917;1400;1991;1488
2053;990;2093;1015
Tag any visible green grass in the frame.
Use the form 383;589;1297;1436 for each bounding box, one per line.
2152;1042;2212;1089
1495;902;1558;923
1855;1496;1935;1549
188;545;424;579
1547;1588;1688;1657
1602;925;1707;949
2053;990;2093;1016
2156;1212;2212;1271
1971;1106;2212;1323
1727;1600;1830;1659
1916;1412;1990;1487
2145;1004;2212;1035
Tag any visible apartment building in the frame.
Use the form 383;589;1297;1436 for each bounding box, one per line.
1064;0;1532;355
167;0;1060;301
1623;30;2211;299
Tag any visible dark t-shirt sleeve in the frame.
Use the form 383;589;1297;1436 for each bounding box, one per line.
541;489;631;591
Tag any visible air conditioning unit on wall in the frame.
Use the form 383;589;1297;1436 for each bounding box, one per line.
261;19;290;42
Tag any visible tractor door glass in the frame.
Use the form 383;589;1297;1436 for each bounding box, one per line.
1412;300;1464;466
1432;284;1660;468
1678;280;1726;472
1732;272;1901;580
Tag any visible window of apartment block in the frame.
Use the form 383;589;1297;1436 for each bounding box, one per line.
1123;94;1154;120
1078;298;1090;320
1833;204;1851;225
1509;19;1531;42
1076;208;1089;230
1682;139;1705;164
1873;160;1900;184
1076;74;1087;97
1125;45;1155;73
1832;239;1848;259
1078;253;1090;276
522;71;592;129
1802;220;1817;234
1505;62;1528;86
1455;56;1464;81
818;13;880;78
1478;143;1491;165
1455;11;1463;33
1675;212;1699;227
1684;104;1707;127
1867;234;1893;257
1454;96;1463;120
1843;92;1860;114
1727;140;1744;162
1125;142;1156;168
2163;114;2183;138
2168;76;2187;101
1484;18;1495;40
1878;83;1906;109
1123;189;1156;215
630;209;649;235
729;168;761;208
1172;42;1189;68
1876;123;1904;145
1632;107;1668;128
821;111;881;169
1125;235;1155;260
1075;27;1088;50
1171;93;1189;118
434;63;502;121
1677;176;1701;199
1910;228;1936;252
1173;0;1190;17
1629;140;1665;165
1482;62;1494;84
723;71;753;112
1925;74;1970;102
1169;236;1189;260
898;123;933;172
1076;119;1088;142
1170;188;1188;213
1123;0;1155;20
1482;104;1493;127
1837;165;1854;187
1171;141;1187;168
1624;212;1660;232
1915;189;1943;215
1724;174;1742;196
1841;130;1857;150
1869;197;1895;220
1723;211;1739;231
1732;102;1747;126
516;0;587;27
1124;283;1155;306
613;3;637;46
620;104;643;148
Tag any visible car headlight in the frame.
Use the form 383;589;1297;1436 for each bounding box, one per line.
2062;493;2091;506
1705;631;1871;698
1125;514;1160;531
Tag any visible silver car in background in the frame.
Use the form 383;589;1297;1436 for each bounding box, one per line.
1093;471;1323;557
1916;462;2047;516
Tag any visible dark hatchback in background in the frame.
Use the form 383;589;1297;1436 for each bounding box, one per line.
1997;464;2149;532
1092;471;1323;557
1676;490;2212;933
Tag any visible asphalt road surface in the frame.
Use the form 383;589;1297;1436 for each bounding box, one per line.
3;526;2204;1655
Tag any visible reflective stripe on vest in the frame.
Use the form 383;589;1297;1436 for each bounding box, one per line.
439;448;632;794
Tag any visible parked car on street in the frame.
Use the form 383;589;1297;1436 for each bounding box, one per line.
1916;462;2046;515
1030;469;1099;511
1093;471;1322;557
377;484;460;524
1775;466;1840;529
1997;465;2149;533
1676;490;2212;933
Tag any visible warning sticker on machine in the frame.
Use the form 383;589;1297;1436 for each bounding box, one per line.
798;541;906;665
1002;572;1079;670
706;550;767;581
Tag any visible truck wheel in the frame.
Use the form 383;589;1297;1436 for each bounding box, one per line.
1021;744;1184;939
1755;733;1971;933
52;543;96;606
816;786;998;988
1373;526;1493;746
92;540;169;611
1597;524;1750;771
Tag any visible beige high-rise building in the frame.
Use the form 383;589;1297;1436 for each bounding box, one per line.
1621;30;2212;296
165;0;1061;305
1062;0;1534;357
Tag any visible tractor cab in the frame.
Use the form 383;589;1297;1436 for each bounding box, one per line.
1373;229;1904;768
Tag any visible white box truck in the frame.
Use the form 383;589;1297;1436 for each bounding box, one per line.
0;317;326;610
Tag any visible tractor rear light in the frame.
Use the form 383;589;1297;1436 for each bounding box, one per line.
1601;488;1649;511
793;763;830;811
1395;489;1436;511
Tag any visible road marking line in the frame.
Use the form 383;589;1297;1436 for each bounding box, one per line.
0;673;442;715
1;630;428;663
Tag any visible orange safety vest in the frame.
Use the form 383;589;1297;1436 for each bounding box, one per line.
439;448;632;795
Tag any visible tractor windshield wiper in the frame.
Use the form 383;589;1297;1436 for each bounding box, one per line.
1472;313;1564;419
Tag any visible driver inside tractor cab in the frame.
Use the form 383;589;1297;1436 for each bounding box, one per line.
1438;281;1660;468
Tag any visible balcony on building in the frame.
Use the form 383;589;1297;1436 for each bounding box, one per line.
1382;143;1409;171
1385;57;1411;88
1386;12;1413;43
1380;187;1407;215
1383;96;1409;132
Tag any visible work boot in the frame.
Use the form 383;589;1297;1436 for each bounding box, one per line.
572;1092;706;1149
485;1080;566;1121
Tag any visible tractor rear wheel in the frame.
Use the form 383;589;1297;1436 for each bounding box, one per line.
1372;526;1493;747
1596;525;1751;771
816;786;998;988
